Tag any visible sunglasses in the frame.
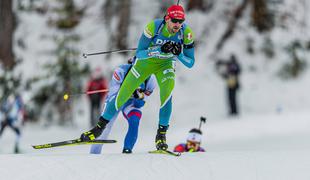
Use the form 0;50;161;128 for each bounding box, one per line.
170;18;185;24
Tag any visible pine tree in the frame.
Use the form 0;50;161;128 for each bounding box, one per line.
31;0;89;125
0;0;16;69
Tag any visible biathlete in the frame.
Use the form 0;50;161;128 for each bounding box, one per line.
81;4;195;151
90;57;156;154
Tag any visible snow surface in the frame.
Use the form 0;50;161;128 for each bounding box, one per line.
1;110;310;180
1;0;310;179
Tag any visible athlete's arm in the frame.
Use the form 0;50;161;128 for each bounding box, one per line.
136;21;173;59
107;66;126;98
175;26;195;68
176;47;195;68
135;21;155;59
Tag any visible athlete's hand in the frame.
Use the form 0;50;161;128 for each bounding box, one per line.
171;42;182;55
161;41;174;53
147;46;174;59
133;99;145;108
133;89;144;99
188;148;196;152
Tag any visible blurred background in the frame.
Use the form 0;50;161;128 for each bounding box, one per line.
0;0;309;154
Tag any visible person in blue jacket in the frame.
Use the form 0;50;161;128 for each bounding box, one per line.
0;94;24;153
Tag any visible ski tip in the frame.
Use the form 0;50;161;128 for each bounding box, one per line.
31;139;117;150
32;144;52;149
173;152;181;156
171;152;181;156
32;146;42;149
107;139;117;143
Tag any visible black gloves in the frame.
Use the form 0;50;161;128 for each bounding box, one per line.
171;42;182;55
133;89;144;99
161;41;174;53
161;41;182;55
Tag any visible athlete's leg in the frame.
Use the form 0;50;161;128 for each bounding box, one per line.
11;125;21;136
153;61;175;150
0;120;8;137
81;59;157;142
159;97;172;126
122;106;142;152
13;127;21;153
155;61;175;126
90;113;118;154
115;59;155;110
6;119;21;153
101;95;119;120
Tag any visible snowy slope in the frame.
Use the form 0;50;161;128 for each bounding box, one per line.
1;150;310;180
1;0;310;179
1;111;310;180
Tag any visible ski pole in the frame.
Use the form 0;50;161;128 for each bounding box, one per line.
198;116;206;130
63;89;109;101
82;48;137;58
84;89;109;95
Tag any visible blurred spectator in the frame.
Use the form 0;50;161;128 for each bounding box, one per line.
174;128;205;153
216;54;241;116
86;67;108;127
0;94;25;153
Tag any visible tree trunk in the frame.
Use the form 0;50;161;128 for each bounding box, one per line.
115;0;131;52
102;0;116;25
0;0;16;69
159;0;175;14
187;0;206;11
251;0;273;32
216;0;250;51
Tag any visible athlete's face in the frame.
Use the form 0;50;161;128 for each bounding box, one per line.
166;16;185;33
186;140;200;151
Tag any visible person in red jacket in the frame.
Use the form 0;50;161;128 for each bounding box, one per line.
86;67;108;127
174;128;205;153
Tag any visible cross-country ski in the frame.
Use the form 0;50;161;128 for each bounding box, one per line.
32;139;116;149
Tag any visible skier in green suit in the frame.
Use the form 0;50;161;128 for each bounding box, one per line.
81;4;195;151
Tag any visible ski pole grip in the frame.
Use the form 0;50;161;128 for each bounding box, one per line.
200;116;206;123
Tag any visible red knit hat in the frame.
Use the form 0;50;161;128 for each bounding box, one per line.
167;5;185;20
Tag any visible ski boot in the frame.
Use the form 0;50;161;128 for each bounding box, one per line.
122;148;132;154
155;125;168;150
80;117;109;141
